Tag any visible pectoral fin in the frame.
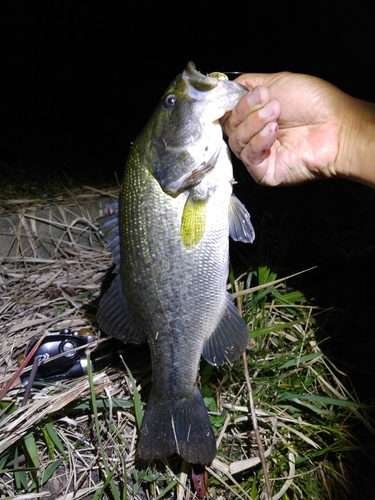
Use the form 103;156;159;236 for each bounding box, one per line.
202;293;249;366
229;195;255;243
181;192;207;249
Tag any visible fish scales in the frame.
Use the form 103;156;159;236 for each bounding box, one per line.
97;62;255;465
122;143;229;394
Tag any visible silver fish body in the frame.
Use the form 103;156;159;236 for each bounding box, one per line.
97;62;255;465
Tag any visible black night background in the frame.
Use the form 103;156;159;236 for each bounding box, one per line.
2;2;375;183
1;2;375;498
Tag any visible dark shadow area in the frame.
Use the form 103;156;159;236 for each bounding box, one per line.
232;157;375;499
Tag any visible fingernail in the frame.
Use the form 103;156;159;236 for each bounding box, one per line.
246;87;261;107
260;122;278;137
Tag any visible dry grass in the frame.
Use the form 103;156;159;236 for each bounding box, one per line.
1;186;374;499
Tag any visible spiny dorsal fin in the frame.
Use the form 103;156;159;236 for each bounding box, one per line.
99;201;121;268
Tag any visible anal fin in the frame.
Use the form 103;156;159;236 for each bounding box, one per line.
202;293;249;366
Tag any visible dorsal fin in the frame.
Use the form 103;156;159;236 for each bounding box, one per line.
99;201;121;267
97;202;146;344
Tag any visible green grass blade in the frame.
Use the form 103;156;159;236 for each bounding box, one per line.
87;354;121;500
249;318;302;338
14;447;28;492
279;352;323;369
155;479;178;498
93;465;120;500
68;397;133;411
23;432;40;489
122;361;143;432
41;458;64;485
278;392;373;409
43;421;68;460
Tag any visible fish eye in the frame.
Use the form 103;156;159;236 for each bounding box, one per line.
163;93;176;108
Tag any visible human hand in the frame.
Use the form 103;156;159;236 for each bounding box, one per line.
223;72;353;186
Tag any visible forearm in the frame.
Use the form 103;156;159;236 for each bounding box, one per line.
336;97;375;189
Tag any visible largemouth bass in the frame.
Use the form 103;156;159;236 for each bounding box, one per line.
97;62;255;466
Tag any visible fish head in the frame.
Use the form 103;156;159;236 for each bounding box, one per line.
140;61;247;196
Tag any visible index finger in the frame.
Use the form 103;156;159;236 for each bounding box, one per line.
223;85;273;135
234;73;279;90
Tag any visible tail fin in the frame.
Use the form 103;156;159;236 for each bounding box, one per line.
138;387;216;465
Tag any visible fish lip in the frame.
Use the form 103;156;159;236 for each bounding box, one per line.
183;61;219;92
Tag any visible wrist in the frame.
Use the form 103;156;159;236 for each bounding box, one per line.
336;97;375;188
